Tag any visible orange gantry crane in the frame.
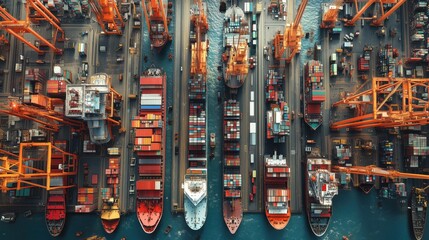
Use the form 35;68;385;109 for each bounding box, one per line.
345;0;406;27
273;0;308;63
333;165;429;180
225;28;248;82
190;0;208;75
320;0;344;29
0;6;62;54
26;0;65;43
0;96;85;132
88;0;124;35
331;77;429;130
0;142;77;192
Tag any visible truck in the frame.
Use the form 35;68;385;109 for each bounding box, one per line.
330;63;338;76
78;43;87;57
330;53;337;63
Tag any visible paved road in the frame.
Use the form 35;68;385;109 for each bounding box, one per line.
171;0;190;212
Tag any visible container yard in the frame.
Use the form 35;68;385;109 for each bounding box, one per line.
2;0;429;239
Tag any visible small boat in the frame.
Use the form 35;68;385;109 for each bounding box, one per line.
101;197;121;234
164;225;172;234
0;212;16;223
24;210;32;217
210;133;216;149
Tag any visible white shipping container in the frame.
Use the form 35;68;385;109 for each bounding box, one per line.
250;91;254;101
250;154;254;164
250;122;256;133
250;101;255;116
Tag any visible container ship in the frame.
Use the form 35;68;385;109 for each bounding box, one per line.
45;190;66;237
132;66;166;233
100;157;120;233
184;0;208;231
223;99;242;234
264;152;291;230
141;0;171;50
306;157;338;237
304;60;325;130
45;140;68;237
222;5;250;89
409;187;428;240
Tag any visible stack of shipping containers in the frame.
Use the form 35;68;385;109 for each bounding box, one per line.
223;100;241;203
132;73;165;208
24;68;47;103
264;154;290;218
404;134;429;169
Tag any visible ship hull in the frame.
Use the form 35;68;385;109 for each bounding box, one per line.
223;199;242;234
265;209;291;230
409;187;427;240
137;199;163;234
184;197;207;230
45;190;66;237
133;67;166;234
101;202;120;234
305;187;332;237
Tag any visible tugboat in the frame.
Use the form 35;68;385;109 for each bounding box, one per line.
409;186;428;240
210;133;216;149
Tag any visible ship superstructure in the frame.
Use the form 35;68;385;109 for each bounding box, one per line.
264;152;291;230
306;157;338;237
184;0;208;231
132;67;166;233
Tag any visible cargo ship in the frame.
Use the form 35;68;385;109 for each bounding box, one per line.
184;0;208;231
409;187;428;240
223;99;242;234
264;152;291;230
304;60;325;130
45;190;66;237
100;157;120;234
132;66;166;233
141;0;171;50
45;140;68;237
306;157;338;237
222;5;250;89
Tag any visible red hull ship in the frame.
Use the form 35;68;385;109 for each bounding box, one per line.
142;0;171;50
264;152;291;230
132;66;166;233
101;198;120;234
45;189;66;237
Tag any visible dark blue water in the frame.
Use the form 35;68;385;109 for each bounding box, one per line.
0;1;424;239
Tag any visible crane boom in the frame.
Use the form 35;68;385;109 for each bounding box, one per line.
321;0;343;29
345;0;376;26
333;165;429;180
371;0;406;26
88;0;124;35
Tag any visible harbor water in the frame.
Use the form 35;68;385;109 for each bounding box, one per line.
0;1;425;239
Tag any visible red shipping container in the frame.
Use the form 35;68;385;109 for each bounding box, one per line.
91;174;98;185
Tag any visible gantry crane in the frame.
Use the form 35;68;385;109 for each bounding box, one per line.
333;165;429;181
0;96;85;132
0;6;62;54
273;0;308;63
26;0;65;43
320;0;344;29
0;142;77;192
88;0;124;35
345;0;406;27
190;0;208;75
225;28;248;82
331;77;429;130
